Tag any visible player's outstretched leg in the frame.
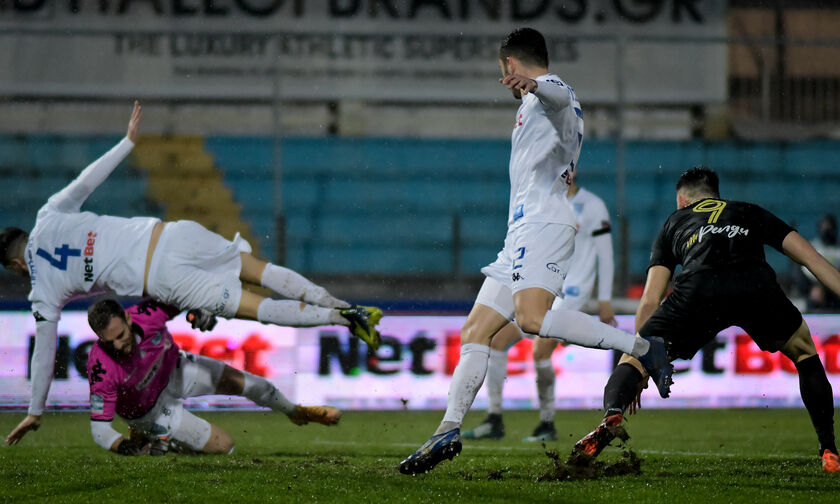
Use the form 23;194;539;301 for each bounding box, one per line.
221;363;342;426
636;336;673;398
340;305;383;350
248;258;350;309
399;428;462;475
567;413;627;465
568;362;642;463
462;413;505;440
241;292;384;351
822;450;840;473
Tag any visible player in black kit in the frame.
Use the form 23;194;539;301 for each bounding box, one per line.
569;166;840;474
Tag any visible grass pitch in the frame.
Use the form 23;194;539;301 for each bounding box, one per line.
1;408;837;503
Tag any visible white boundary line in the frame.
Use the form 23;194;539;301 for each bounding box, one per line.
312;439;815;460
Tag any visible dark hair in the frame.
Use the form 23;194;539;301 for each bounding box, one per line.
0;227;28;267
676;166;720;198
88;299;127;335
499;28;549;68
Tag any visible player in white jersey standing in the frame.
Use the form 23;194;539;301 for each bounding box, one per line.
1;102;382;446
399;28;671;475
462;174;617;442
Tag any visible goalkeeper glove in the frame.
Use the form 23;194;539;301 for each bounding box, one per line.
187;308;217;332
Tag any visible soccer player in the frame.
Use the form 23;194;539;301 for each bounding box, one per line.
2;101;380;446
569;166;840;474
398;28;671;475
463;175;616;442
85;298;340;456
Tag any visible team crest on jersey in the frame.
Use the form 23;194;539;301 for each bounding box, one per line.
90;394;104;415
89;360;106;384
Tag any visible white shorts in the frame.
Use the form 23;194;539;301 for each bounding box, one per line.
129;352;226;451
475;223;575;322
481;222;575;299
147;220;252;317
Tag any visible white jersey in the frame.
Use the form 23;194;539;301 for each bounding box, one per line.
26;138;157;322
507;73;583;230
563;188;614;302
26;137;158;416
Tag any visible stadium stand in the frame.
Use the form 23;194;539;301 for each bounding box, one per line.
3;134;839;280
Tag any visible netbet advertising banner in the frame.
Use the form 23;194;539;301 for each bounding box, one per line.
1;313;839;412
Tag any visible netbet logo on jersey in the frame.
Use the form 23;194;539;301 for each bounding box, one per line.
83;231;96;282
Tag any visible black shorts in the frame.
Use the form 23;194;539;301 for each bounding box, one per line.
639;266;802;360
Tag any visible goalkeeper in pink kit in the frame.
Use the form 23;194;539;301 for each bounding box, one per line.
87;298;340;456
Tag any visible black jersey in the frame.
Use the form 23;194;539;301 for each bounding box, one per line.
649;198;795;280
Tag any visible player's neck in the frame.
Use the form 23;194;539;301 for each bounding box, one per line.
684;194;715;207
516;63;548;80
567;185;580;197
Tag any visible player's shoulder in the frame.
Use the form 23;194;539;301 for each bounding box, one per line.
87;344;117;386
576;188;609;215
538;73;568;86
577;187;606;205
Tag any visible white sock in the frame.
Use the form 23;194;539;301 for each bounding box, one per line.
486;349;508;415
538;308;641;356
261;264;350;308
257;298;347;327
242;372;295;415
535;359;555;423
436;343;490;434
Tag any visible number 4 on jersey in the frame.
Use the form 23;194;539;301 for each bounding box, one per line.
36;245;81;270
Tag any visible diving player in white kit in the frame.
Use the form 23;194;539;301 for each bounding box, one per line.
399;28;672;475
462;175;617;442
1;102;381;446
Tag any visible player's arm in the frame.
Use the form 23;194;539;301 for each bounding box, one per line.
531;79;572;110
90;421;147;455
5;318;59;445
635;266;671;333
782;231;840;297
47;101;142;213
593;215;616;325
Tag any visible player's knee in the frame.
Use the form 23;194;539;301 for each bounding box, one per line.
782;320;818;363
489;337;507;351
460;321;492;345
516;314;544;336
202;425;235;455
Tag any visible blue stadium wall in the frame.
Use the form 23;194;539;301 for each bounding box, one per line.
3;135;838;280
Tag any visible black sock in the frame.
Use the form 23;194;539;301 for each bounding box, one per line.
603;363;644;417
794;354;837;456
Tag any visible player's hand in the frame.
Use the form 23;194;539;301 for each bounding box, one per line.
598;301;617;327
500;74;538;96
5;414;41;445
126;101;142;144
627;376;649;415
187;308;217;332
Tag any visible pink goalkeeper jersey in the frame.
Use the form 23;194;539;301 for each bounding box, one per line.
88;300;182;421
